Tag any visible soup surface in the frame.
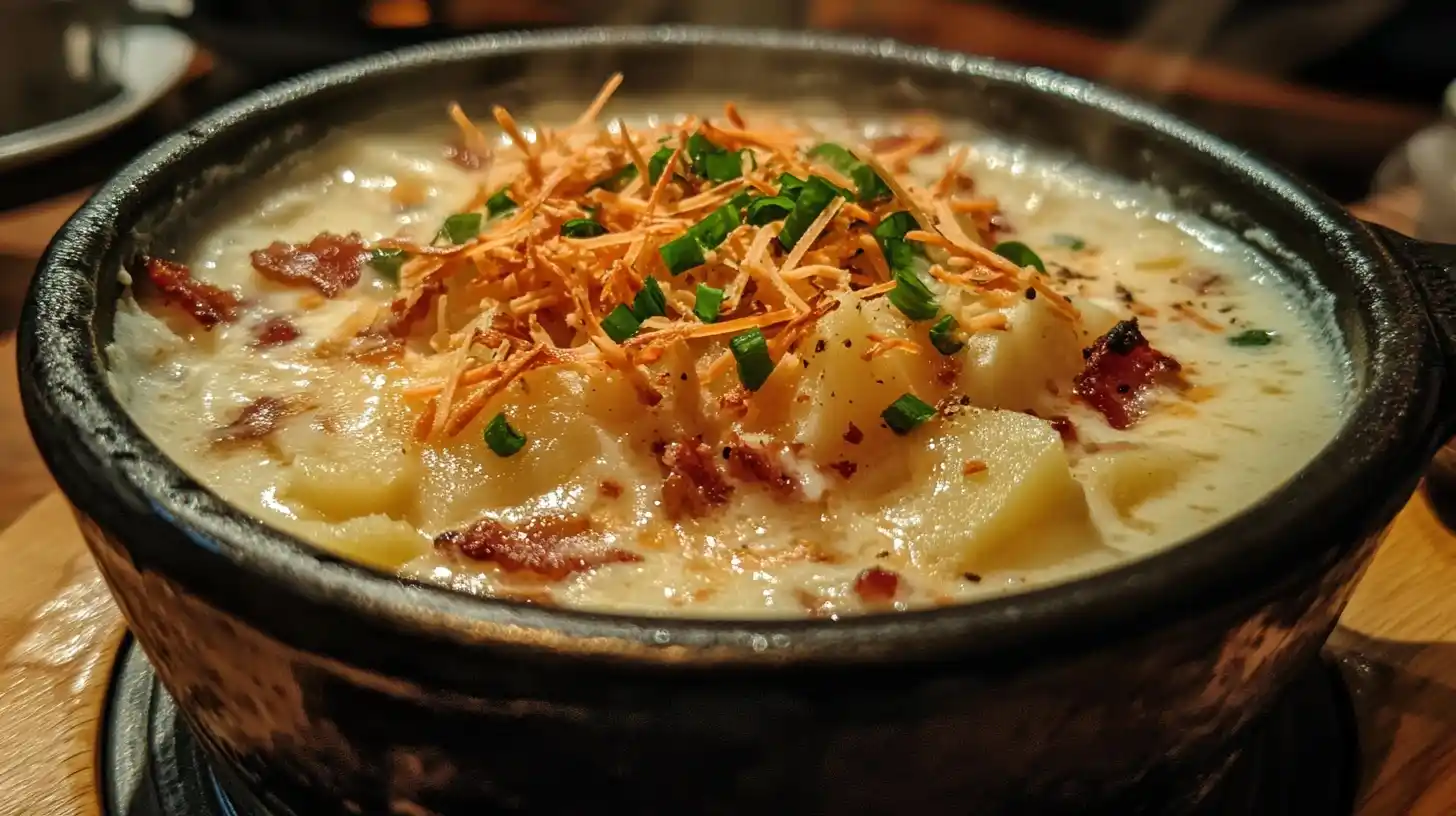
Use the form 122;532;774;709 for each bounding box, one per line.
108;78;1345;617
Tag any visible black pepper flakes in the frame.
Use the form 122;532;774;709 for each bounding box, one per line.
1116;383;1131;394
963;572;983;583
815;339;827;353
843;339;853;348
1025;287;1036;300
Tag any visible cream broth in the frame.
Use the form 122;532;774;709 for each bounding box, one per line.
107;85;1345;617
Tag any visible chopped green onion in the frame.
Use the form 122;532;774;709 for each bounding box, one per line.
589;164;639;192
485;189;516;217
658;203;740;275
889;268;939;321
730;327;774;391
994;241;1047;274
647;146;675;184
929;314;965;355
560;219;608;238
808;142;891;202
881;393;936;435
873;211;925;275
1229;329;1277;347
687;133;746;183
483;413;527;457
694;283;725;323
745;195;795;226
659;234;707;275
778;173;807;199
778;175;841;250
602;304;641;343
366;248;408;281
437;212;482;245
631;277;667;320
727;190;753;211
1051;233;1086;251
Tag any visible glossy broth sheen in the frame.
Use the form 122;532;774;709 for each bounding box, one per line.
107;91;1346;617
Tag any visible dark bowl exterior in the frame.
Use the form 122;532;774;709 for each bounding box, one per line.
19;27;1449;816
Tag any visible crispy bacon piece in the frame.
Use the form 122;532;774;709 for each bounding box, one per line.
252;316;300;347
843;422;864;445
599;479;624;499
386;279;443;337
659;439;733;520
854;567;901;603
1073;319;1182;430
828;460;858;479
250;232;367;298
443;142;484;170
435;514;641;580
725;437;798;498
212;396;305;443
142;257;240;329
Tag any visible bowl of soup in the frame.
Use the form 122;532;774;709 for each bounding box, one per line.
20;26;1456;815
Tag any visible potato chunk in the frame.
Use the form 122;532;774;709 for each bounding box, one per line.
880;408;1098;573
1078;445;1202;531
959;296;1083;413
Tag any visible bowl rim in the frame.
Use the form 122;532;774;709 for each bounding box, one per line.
21;24;1436;666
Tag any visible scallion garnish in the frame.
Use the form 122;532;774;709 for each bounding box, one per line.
1229;329;1277;347
560;218;608;238
778;175;840;250
437;212;483;245
778;173;807;200
602;304;641;343
647;146;675;184
1051;233;1086;251
694;283;725;323
589;164;640;193
873;211;924;274
994;241;1047;274
929;314;965;355
659;203;741;275
632;277;667;320
687;133;747;184
366;247;408;282
881;393;936;435
808;142;891;202
745;195;795;226
889;268;939;321
483;413;527;457
485;188;516;217
730;327;774;391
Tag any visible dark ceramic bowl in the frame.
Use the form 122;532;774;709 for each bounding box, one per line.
19;26;1456;816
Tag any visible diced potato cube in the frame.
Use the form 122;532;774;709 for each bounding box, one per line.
959;297;1083;413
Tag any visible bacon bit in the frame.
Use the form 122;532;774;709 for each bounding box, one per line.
212;396;305;443
443;142;483;170
659;439;733;520
1048;415;1078;442
252;316;301;347
726;438;798;498
961;459;988;477
434;514;642;581
843;422;864;445
141;257;240;328
1171;302;1224;332
828;460;858;478
854;567;901;603
250;232;367;298
599;479;624;499
1073;319;1184;430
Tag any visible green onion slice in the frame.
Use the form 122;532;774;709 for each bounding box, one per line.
889;268;940;321
778;175;841;250
745;195;795;226
994;241;1047;274
366;247;408;281
1228;329;1277;347
778;173;807;200
730;327;774;391
647;146;676;184
437;212;483;245
485;188;516;217
687;133;747;184
560;218;608;238
602;304;641;343
589;164;640;193
808;142;891;202
631;276;667;320
483;413;527;457
694;283;725;323
882;393;936;435
658;203;741;275
1051;233;1086;251
873;211;925;275
929;314;965;355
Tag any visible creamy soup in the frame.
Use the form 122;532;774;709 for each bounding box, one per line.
108;77;1345;617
